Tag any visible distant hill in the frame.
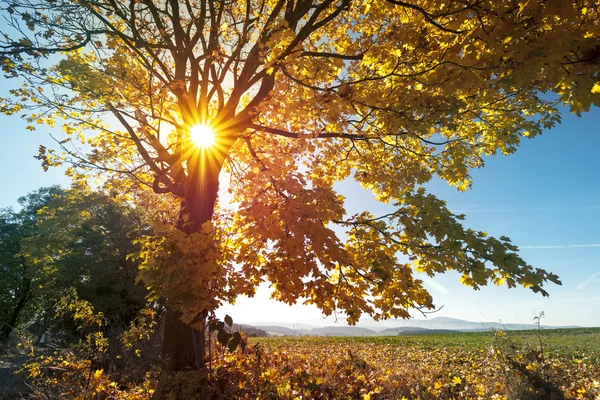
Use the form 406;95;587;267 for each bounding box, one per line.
255;326;311;336
256;325;376;336
398;316;581;332
255;324;457;337
249;316;581;337
355;316;580;332
310;326;376;336
379;326;459;335
235;324;268;337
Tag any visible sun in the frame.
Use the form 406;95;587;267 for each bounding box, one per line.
190;123;215;148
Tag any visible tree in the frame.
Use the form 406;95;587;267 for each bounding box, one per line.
0;186;147;343
0;186;62;342
1;0;598;370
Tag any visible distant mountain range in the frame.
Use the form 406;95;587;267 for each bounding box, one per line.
251;316;580;337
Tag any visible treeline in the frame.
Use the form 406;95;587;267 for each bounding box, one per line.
0;186;150;347
235;325;268;338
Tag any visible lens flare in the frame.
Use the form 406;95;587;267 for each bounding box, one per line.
190;124;215;148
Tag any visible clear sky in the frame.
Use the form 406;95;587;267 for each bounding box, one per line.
1;90;599;327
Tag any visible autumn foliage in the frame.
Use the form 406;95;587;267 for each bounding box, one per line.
1;0;599;371
22;323;600;399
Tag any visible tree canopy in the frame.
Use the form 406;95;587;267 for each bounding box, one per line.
0;186;62;341
2;0;599;368
0;186;147;343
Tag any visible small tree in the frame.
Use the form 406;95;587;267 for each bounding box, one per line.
2;0;598;370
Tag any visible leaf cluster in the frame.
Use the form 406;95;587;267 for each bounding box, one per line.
1;0;597;324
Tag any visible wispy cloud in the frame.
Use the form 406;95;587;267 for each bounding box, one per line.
421;276;449;294
450;205;600;213
545;258;600;266
519;244;600;249
578;272;600;291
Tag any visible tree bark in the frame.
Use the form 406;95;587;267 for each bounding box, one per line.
161;142;229;371
162;308;206;370
0;276;30;342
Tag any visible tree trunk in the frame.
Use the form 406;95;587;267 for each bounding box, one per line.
161;145;226;371
34;310;51;346
162;308;207;370
0;277;30;342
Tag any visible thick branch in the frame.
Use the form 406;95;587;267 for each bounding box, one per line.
386;0;464;34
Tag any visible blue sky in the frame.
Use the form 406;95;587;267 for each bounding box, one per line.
1;96;599;327
220;108;600;328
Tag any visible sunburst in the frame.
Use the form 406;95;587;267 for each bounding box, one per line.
190;123;215;148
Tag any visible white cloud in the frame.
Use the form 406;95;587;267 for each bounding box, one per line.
421;276;449;294
519;244;600;249
450;205;600;213
545;258;600;266
577;272;600;292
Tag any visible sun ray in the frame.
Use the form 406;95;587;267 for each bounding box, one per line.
190;124;215;148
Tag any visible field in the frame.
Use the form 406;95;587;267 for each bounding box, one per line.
203;328;600;400
16;327;600;399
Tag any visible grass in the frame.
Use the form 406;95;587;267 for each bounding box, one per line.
253;327;600;356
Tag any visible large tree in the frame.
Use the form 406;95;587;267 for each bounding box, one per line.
1;0;598;370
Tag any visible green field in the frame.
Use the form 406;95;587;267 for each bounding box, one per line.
254;327;600;355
